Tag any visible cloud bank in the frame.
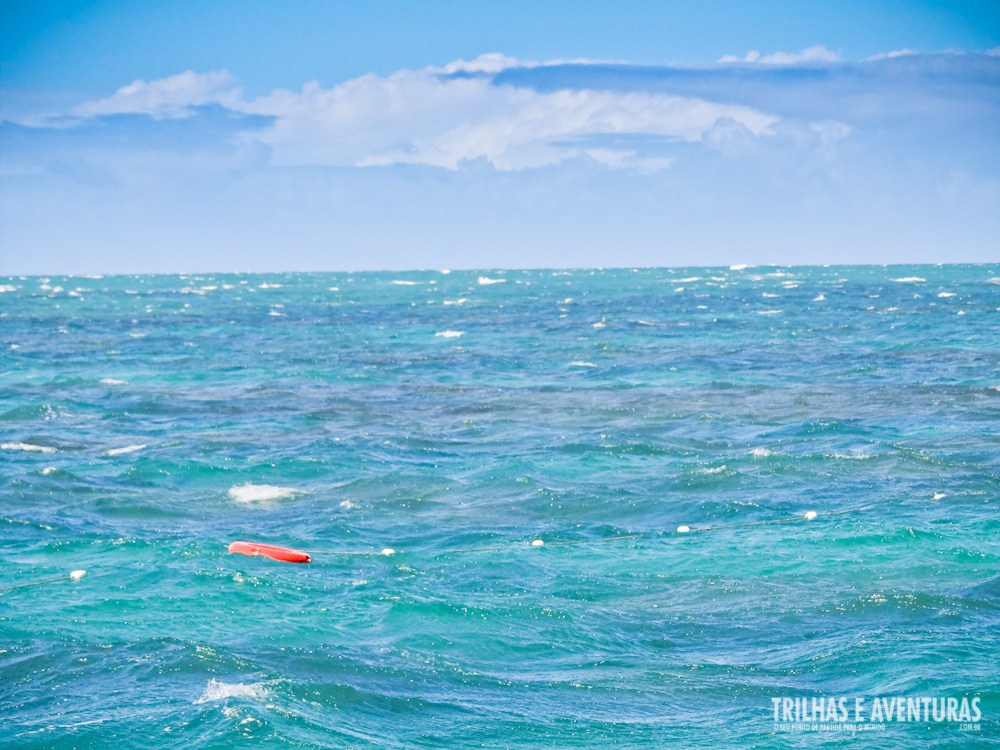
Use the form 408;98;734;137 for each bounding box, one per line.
2;46;997;274
50;53;792;172
39;47;995;177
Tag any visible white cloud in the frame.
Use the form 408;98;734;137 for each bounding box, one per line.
866;49;918;61
434;53;621;74
718;45;841;65
73;70;241;120
65;54;785;171
436;53;527;74
238;60;778;170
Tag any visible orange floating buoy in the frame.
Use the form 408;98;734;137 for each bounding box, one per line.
228;541;312;564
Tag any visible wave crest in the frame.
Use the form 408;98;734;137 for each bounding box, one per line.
194;678;268;704
228;483;301;504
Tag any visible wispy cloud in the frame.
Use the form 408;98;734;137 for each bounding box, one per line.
866;49;918;61
718;45;841;65
72;70;242;120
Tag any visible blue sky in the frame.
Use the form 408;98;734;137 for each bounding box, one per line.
1;1;998;274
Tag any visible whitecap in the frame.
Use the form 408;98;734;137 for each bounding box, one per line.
832;452;875;460
435;330;463;338
569;361;598;368
443;298;469;305
101;377;128;386
339;499;357;510
813;293;826;302
391;280;418;285
42;466;58;475
891;277;926;283
749;448;773;458
228;483;301;504
676;277;702;283
757;309;783;316
988;277;1000;286
0;285;19;293
698;465;728;474
257;282;283;289
729;264;749;271
106;444;147;456
2;442;56;453
194;678;268;704
478;276;506;285
762;292;780;298
937;292;956;298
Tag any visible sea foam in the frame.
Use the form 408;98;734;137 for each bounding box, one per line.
194;678;269;704
106;444;147;456
2;442;57;453
228;483;301;504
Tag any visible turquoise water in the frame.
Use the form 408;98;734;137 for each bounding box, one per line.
1;265;998;748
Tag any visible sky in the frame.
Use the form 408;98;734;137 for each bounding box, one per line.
1;1;998;275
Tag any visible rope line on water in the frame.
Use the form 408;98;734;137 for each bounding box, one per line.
296;504;877;560
0;570;87;594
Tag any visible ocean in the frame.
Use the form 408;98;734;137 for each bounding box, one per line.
1;265;998;748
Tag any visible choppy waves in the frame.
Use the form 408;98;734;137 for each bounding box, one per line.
2;265;998;749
